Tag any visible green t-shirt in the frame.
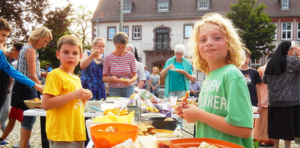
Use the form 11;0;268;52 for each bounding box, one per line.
165;62;193;91
196;64;253;148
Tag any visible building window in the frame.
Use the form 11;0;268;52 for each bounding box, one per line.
107;27;116;40
197;0;210;10
250;58;261;69
132;26;141;40
156;28;170;50
123;4;131;13
184;24;193;39
272;22;277;40
281;0;289;9
123;26;129;36
281;22;292;40
297;23;300;40
158;2;169;12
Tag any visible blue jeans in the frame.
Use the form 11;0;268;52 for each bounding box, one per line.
109;85;134;97
21;88;37;131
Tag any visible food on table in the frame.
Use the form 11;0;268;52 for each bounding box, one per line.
138;131;144;136
164;118;174;121
119;78;129;82
129;93;138;100
33;98;41;102
146;126;155;131
138;125;156;136
147;106;159;113
105;126;117;132
148;130;156;134
199;142;218;148
27;98;41;102
182;91;190;103
157;140;170;148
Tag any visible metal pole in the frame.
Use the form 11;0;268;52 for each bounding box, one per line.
119;0;123;32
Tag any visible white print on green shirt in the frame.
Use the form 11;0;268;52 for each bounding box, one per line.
199;95;227;111
199;80;227;111
201;80;222;92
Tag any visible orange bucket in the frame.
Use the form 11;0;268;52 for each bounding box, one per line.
90;123;139;148
169;138;244;148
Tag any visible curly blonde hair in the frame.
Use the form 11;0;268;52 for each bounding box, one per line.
189;13;245;75
28;27;52;46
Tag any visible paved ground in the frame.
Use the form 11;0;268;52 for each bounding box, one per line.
1;117;299;148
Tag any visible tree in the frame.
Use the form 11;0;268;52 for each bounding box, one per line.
0;0;50;45
226;0;276;59
38;4;73;72
69;5;93;50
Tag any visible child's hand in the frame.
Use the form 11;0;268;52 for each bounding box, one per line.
182;104;201;123
175;101;188;118
33;84;44;93
74;88;93;100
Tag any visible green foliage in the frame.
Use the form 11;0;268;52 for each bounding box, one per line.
69;5;93;50
40;60;50;69
38;4;75;72
0;0;50;45
226;0;276;59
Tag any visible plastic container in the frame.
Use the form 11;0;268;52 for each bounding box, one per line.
90;123;139;148
85;101;105;112
169;138;244;148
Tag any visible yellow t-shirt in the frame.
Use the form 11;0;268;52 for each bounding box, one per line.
43;68;86;142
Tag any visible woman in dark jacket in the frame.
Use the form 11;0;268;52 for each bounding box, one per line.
263;41;300;148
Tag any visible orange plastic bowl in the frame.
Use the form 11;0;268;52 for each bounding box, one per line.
169;138;244;148
90;123;139;148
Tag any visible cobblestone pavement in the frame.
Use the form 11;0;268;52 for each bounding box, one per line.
1;117;299;148
2;117;42;148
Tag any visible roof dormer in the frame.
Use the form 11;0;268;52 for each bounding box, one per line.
197;0;210;11
281;0;290;10
123;0;134;14
156;0;171;12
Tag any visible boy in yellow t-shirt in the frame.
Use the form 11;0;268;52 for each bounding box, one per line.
42;35;93;148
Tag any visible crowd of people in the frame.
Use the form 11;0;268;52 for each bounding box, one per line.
0;12;300;148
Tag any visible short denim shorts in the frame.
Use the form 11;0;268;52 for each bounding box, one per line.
109;85;134;97
21;88;37;131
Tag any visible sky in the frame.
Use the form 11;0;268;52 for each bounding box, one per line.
49;0;99;12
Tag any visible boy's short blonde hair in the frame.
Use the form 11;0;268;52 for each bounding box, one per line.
28;27;52;46
57;35;83;54
189;13;245;75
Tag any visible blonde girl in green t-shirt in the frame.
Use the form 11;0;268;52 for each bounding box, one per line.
175;13;253;148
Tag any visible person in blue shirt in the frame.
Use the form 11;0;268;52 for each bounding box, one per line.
46;63;53;73
0;18;43;95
